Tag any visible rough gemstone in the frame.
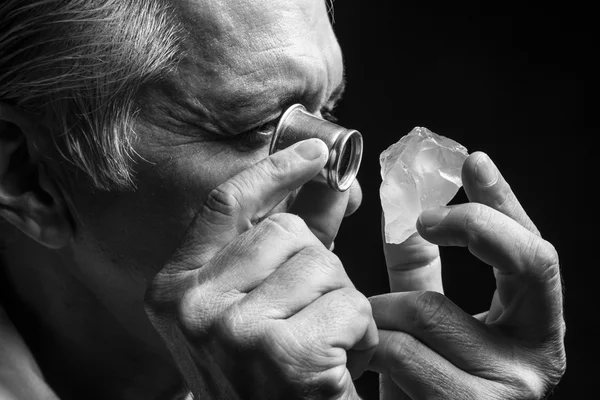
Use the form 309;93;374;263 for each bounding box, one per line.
380;127;468;244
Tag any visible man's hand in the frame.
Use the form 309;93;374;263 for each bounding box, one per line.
370;152;566;399
144;139;378;399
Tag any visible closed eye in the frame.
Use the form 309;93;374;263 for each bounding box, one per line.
232;102;340;151
320;105;338;123
233;119;278;151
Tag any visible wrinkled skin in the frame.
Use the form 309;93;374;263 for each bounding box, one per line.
145;139;378;398
55;0;351;354
374;152;566;399
0;0;565;398
2;0;365;398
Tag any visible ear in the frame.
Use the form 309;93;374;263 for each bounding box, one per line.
0;103;73;249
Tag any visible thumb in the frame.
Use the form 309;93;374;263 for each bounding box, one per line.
288;175;349;249
382;213;443;293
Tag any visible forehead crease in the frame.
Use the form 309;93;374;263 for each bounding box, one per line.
175;0;330;62
162;0;341;130
173;48;306;130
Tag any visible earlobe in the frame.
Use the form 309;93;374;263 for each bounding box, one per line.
0;103;73;249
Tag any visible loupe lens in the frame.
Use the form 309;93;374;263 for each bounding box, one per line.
334;131;362;191
270;104;363;192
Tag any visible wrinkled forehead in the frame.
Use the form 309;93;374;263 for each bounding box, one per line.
152;0;342;132
174;0;331;48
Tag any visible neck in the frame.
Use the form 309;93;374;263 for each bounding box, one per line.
0;226;185;400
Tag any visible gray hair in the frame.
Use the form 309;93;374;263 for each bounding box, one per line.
0;0;183;190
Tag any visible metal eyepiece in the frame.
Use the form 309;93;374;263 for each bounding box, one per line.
269;104;363;192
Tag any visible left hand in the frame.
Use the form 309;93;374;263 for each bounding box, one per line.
369;151;566;399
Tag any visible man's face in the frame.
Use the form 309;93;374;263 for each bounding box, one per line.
62;0;359;347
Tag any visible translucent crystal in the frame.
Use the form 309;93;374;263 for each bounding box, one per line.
380;127;468;244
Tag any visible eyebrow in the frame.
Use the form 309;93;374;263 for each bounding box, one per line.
171;73;348;137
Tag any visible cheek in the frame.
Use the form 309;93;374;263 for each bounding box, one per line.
70;144;266;278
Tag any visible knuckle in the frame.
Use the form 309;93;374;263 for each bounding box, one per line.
216;304;256;349
202;183;242;222
464;203;492;238
176;284;223;337
318;289;372;331
525;238;561;282
177;289;204;335
255;321;282;350
339;288;372;318
382;331;419;374
261;213;307;238
214;306;284;375
490;180;514;211
508;367;549;400
410;291;450;332
144;271;171;308
314;368;350;398
260;324;345;396
145;270;194;316
484;178;542;236
167;245;206;271
298;245;344;276
260;154;294;180
500;343;566;400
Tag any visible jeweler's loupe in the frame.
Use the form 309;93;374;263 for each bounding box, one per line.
269;104;363;192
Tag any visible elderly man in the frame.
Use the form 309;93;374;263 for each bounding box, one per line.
0;0;565;399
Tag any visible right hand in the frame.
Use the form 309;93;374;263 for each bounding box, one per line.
144;139;378;399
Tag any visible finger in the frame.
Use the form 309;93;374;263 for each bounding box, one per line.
462;151;540;236
289;287;377;351
369;292;509;376
176;213;324;328
287;287;378;381
345;179;363;217
212;289;369;399
347;315;379;380
287;174;350;248
383;221;443;293
237;241;354;319
176;139;329;266
369;329;487;400
417;204;563;330
202;213;324;294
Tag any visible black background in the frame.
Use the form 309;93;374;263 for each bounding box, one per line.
330;1;592;398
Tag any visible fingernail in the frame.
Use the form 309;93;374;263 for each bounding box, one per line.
475;153;498;186
294;139;324;160
418;206;451;228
